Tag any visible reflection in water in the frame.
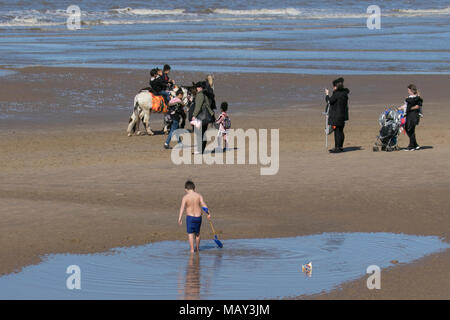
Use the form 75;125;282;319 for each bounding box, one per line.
323;234;346;252
180;249;224;299
183;253;201;300
0;233;448;299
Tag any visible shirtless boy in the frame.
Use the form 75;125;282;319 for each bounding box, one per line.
178;180;211;252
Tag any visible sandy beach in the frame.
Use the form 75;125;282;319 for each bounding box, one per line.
0;67;449;299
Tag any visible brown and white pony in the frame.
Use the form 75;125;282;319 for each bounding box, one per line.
127;86;193;136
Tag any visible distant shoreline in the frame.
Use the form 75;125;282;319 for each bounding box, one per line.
3;64;450;76
1;66;450;128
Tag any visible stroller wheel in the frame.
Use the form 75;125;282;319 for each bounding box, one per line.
386;146;394;152
373;146;379;152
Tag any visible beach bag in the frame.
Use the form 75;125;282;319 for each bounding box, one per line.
223;116;231;129
196;105;214;124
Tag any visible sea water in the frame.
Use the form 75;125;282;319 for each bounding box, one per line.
0;69;16;77
0;0;449;74
0;232;448;299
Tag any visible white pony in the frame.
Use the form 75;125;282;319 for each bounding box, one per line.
127;86;192;137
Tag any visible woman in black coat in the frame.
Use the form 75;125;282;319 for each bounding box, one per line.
325;78;350;153
400;84;423;151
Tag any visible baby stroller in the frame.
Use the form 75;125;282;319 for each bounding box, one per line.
373;107;405;152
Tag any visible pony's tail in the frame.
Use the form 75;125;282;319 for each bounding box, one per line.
127;98;140;135
133;97;140;117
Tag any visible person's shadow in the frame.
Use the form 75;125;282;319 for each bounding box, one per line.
415;146;433;151
399;146;433;151
342;146;362;152
148;129;166;136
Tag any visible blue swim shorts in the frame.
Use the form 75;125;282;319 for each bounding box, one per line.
186;216;202;234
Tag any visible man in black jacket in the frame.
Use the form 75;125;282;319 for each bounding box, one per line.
150;68;171;103
325;77;350;153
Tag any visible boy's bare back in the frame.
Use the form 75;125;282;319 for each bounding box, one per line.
183;191;205;217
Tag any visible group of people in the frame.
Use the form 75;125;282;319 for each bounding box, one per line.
325;77;423;153
148;64;175;104
188;80;230;154
146;65;230;153
146;67;422;154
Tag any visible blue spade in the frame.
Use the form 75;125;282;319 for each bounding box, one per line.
203;207;223;248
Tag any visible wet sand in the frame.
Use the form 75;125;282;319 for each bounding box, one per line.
0;67;449;299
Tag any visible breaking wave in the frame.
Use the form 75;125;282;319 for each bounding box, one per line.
211;8;302;16
1;6;449;28
391;6;450;16
110;8;187;15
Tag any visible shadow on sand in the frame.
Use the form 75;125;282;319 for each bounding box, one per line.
209;147;239;154
150;130;167;136
342;146;363;152
416;146;433;150
400;146;433;151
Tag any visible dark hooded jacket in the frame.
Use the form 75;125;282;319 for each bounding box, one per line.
326;87;350;127
150;76;169;93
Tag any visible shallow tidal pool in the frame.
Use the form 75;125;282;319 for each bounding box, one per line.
0;232;448;299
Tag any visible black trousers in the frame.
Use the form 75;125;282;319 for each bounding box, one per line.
201;122;209;153
405;123;418;148
334;125;345;149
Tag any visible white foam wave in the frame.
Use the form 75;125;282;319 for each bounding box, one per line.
0;16;62;27
391;6;450;16
81;18;204;26
212;8;302;16
303;12;367;19
111;8;186;15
